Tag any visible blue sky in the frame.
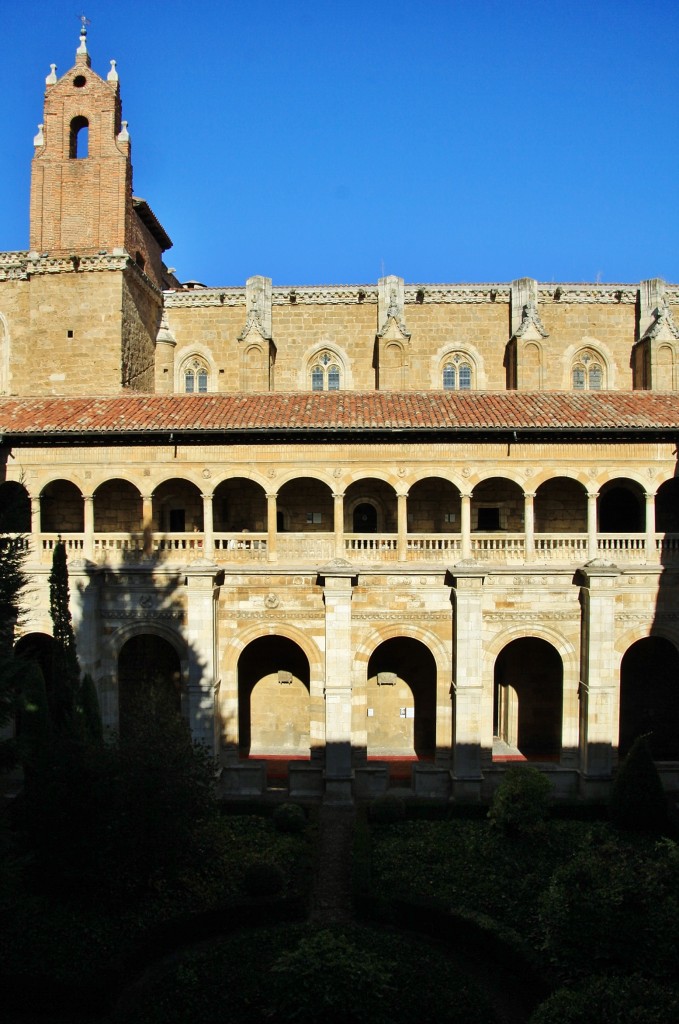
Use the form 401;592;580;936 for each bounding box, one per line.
1;0;677;287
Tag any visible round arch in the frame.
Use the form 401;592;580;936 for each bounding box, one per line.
118;632;184;732
237;634;311;757
598;478;645;532
619;635;679;760
493;636;564;760
365;635;438;758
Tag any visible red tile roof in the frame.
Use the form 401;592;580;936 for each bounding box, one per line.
0;391;678;438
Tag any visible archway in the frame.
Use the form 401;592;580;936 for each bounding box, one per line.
117;634;182;732
494;637;563;760
93;480;143;532
238;636;310;757
598;480;644;532
0;482;31;533
366;637;436;758
40;480;84;532
619;636;679;760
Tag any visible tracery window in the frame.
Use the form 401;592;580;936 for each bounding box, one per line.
183;357;209;394
571;349;604;390
442;353;473;390
310;350;341;391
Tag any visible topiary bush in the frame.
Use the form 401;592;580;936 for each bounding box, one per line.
487;765;552;838
272;801;307;834
369;794;407;824
241;858;285;898
609;733;668;835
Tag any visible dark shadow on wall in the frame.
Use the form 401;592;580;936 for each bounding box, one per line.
629;457;679;763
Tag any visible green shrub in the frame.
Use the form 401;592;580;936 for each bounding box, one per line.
272;801;307;834
241;859;285;898
488;765;552;838
369;793;407;824
529;973;679;1024
609;733;668;835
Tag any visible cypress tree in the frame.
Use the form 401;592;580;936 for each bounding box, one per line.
78;672;103;746
0;535;28;771
48;541;80;735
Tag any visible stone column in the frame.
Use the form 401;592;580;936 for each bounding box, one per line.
30;495;41;557
587;491;599;561
645;491;656;563
577;565;620;798
142;495;154;555
524;491;535;561
83;494;94;560
397;492;408;561
266;493;278;562
201;493;214;558
184;568;220;755
319;565;357;802
333;493;344;559
460;493;472;559
450;569;486;799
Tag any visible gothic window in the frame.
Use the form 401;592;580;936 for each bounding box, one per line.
442;353;473;390
310;351;342;391
571;349;605;390
183;357;209;394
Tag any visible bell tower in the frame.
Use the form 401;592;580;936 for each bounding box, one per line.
30;22;131;256
29;22;170;289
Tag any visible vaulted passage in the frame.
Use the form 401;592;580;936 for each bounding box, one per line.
494;637;563;760
619;636;679;760
238;636;310;757
118;634;182;732
366;637;436;758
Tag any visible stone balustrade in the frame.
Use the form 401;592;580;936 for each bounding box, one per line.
23;530;679;568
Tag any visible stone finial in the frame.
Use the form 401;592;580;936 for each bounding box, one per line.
377;275;408;337
76;16;91;66
117;121;130;143
515;301;548;339
642;299;679;342
156;310;176;346
107;59;119;82
510;278;538;337
33;124;45;148
239;275;272;340
45;63;57;85
639;278;666;339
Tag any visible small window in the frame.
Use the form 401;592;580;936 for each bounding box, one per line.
183;357;210;394
572;349;605;390
309;351;342;391
443;363;456;390
306;512;322;524
442;353;473;390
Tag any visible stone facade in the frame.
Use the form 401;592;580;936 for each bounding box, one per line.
1;29;679;803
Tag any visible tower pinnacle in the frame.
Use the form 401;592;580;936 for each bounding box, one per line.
76;15;91;64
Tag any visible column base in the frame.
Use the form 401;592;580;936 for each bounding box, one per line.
323;771;355;805
452;775;483;803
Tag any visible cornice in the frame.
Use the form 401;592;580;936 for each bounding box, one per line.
537;284;637;304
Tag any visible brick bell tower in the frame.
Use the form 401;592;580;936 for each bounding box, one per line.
30;22;171;289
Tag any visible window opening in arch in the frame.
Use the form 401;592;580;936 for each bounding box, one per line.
183;357;209;394
310;350;341;391
69;115;89;159
442;352;473;390
572;350;604;390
